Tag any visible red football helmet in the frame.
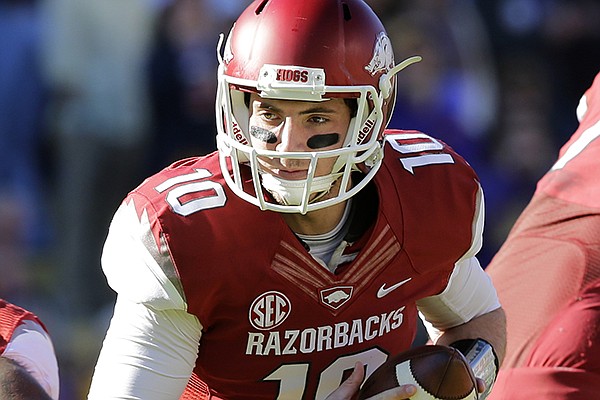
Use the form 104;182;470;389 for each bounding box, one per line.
216;0;421;213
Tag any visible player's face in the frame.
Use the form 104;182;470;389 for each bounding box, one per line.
248;94;352;180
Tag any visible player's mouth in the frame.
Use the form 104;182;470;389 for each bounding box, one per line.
268;168;308;180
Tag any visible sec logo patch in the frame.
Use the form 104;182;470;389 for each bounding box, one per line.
249;291;291;330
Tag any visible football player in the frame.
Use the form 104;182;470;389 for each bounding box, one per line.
87;0;505;399
486;71;600;399
0;299;59;400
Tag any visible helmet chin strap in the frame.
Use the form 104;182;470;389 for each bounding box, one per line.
260;172;343;206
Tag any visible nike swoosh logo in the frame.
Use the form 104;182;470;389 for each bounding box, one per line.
377;278;413;298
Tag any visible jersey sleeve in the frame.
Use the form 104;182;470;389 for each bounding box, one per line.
88;296;202;400
415;159;497;335
416;256;501;341
381;131;485;277
92;194;204;399
101;197;186;311
3;320;60;400
460;181;485;262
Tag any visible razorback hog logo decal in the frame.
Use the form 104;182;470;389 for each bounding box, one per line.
320;286;354;310
365;32;394;76
276;68;309;83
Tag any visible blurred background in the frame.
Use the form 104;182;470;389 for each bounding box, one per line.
0;0;598;398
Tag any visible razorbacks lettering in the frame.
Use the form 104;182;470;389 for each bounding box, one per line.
246;306;405;356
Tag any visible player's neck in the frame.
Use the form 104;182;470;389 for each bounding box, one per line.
283;200;348;235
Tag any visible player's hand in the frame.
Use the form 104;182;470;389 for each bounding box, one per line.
325;362;417;400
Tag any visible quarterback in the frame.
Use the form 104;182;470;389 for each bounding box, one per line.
88;0;505;399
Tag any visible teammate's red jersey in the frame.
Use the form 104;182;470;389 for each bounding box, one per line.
0;299;45;354
487;72;600;399
104;130;483;399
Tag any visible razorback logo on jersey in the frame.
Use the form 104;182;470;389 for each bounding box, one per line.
320;286;353;310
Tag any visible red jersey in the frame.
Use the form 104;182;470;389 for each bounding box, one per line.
115;130;482;399
0;299;45;354
538;71;600;210
487;72;600;398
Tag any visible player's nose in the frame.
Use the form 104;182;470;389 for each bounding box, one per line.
276;118;309;153
275;119;311;169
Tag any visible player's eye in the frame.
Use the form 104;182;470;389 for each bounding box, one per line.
260;111;278;121
309;116;328;124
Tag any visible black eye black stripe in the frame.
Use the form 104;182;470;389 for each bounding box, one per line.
250;126;340;149
307;133;340;149
250;126;278;144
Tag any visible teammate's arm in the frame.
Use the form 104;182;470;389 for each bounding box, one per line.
2;320;60;400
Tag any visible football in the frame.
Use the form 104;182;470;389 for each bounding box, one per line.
357;345;478;400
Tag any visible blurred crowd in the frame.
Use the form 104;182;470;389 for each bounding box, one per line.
0;0;598;398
